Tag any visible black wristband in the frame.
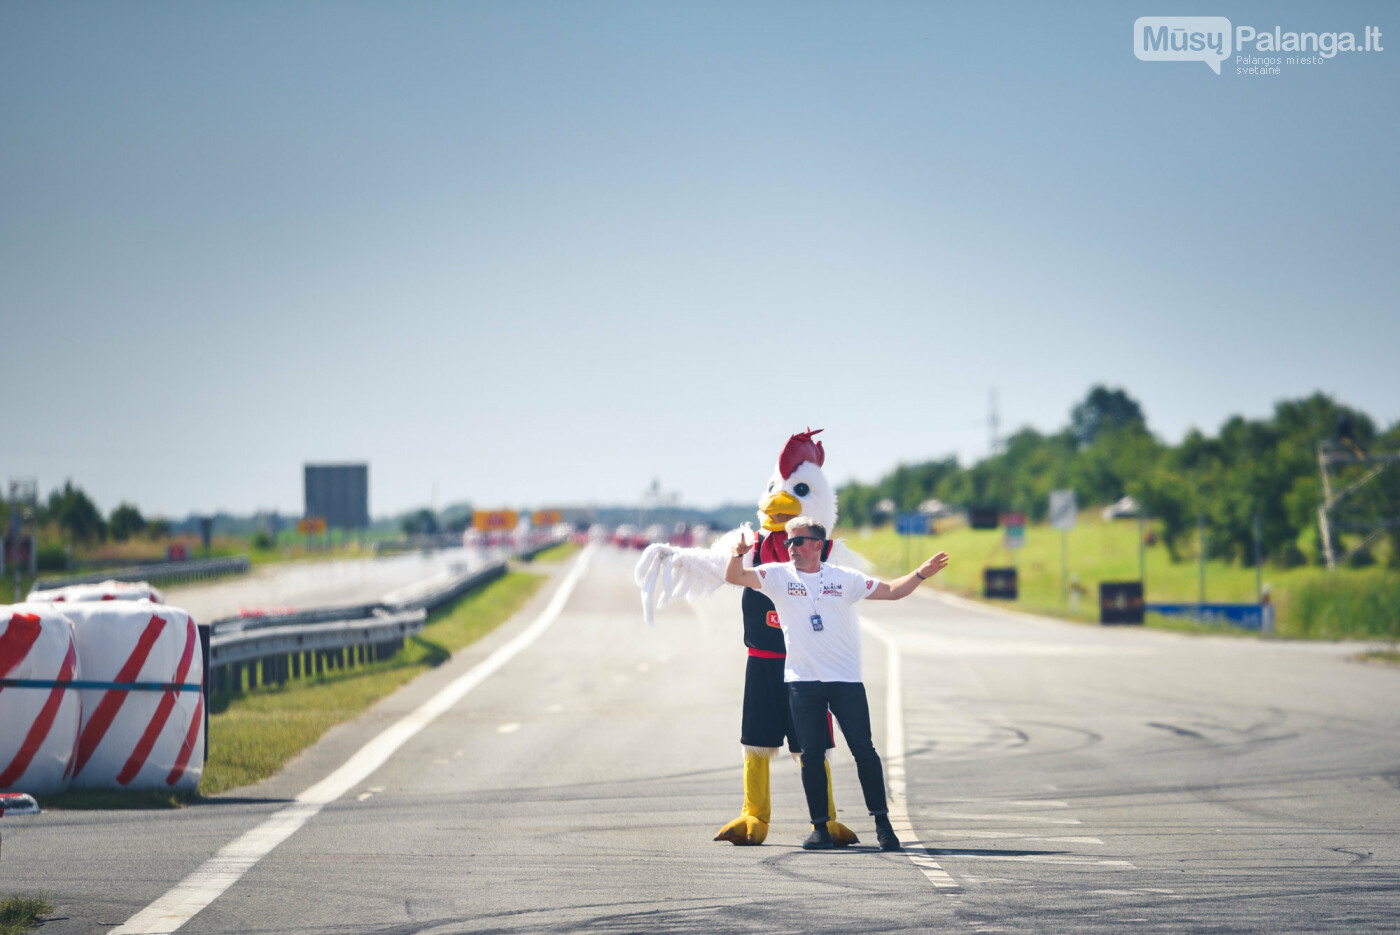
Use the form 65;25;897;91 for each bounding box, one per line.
915;570;928;580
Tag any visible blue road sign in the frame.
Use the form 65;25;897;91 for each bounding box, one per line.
896;513;930;535
1147;603;1274;631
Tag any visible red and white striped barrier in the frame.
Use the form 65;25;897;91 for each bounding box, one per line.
27;579;167;605
63;601;205;791
0;605;82;796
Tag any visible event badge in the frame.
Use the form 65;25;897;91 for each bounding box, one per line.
810;614;823;632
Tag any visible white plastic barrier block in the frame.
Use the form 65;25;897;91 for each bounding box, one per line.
0;604;82;796
64;601;205;791
27;579;167;605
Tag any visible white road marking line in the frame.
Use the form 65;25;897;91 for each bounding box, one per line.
933;830;1105;845
928;812;1083;824
497;722;521;734
111;544;596;935
930;853;1135;867
355;792;373;802
942;799;1069;808
862;618;958;890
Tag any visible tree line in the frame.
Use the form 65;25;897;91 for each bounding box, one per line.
838;387;1400;568
0;482;170;546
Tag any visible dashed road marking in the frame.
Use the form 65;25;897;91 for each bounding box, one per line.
497;722;521;734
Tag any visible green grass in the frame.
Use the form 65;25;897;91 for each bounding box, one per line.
525;539;581;563
0;895;52;935
42;569;548;807
841;513;1399;640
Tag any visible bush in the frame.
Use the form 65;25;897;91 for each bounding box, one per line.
1346;546;1378;569
1288;575;1400;640
36;543;68;572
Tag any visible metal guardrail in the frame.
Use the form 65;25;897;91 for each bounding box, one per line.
210;603;384;635
202;557;517;698
209;609;428;668
383;562;508;614
35;555;252;590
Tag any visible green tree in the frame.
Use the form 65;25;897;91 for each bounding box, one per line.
45;481;107;544
1129;468;1196;561
109;502;147;542
401;509;439;536
1070;385;1147;448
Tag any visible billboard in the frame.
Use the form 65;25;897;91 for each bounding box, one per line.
304;463;370;530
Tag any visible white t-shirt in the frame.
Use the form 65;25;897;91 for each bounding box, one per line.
753;561;877;683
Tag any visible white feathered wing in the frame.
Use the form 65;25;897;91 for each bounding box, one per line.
634;525;755;625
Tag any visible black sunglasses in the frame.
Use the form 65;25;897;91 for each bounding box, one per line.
786;535;822;547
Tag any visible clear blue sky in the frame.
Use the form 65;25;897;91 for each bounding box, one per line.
3;1;1396;519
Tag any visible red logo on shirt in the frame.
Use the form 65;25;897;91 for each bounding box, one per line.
866;579;874;590
766;610;781;628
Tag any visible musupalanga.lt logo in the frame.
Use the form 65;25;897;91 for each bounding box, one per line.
1133;16;1383;74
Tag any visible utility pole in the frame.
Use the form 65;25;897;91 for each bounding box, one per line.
1197;512;1206;607
1316;440;1400;571
1253;512;1263;603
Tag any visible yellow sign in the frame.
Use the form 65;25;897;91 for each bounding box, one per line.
473;510;519;532
297;516;327;535
532;510;562;527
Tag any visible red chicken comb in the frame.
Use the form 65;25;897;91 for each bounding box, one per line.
779;428;825;479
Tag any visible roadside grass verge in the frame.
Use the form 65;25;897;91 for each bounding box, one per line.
842;515;1399;641
525;539;581;564
0;895;52;935
41;569;548;808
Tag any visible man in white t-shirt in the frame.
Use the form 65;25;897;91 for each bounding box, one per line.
725;515;949;851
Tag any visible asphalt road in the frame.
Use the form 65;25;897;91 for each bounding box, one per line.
4;545;1398;934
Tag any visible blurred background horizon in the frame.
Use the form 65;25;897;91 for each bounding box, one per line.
3;1;1396;520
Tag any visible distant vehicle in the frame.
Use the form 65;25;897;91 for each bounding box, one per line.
1102;496;1143;520
612;525;638;548
669;522;694;547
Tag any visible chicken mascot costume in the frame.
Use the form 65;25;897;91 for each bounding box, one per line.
635;428;861;846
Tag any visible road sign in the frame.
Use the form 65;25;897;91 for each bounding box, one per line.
297;516;327;535
1100;582;1145;624
1049;490;1077;531
1002;512;1026;550
984;567;1017;599
473;510;519;532
969;507;999;530
532;510;562;527
895;513;930;535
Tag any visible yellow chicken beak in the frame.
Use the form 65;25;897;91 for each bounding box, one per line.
759;491;802;531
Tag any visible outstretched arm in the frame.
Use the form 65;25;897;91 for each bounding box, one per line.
724;537;762;590
868;552;949;600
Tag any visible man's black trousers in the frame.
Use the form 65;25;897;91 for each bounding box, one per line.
788;680;889;824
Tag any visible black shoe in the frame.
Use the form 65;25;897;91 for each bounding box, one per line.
802;826;835;850
875;822;901;851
